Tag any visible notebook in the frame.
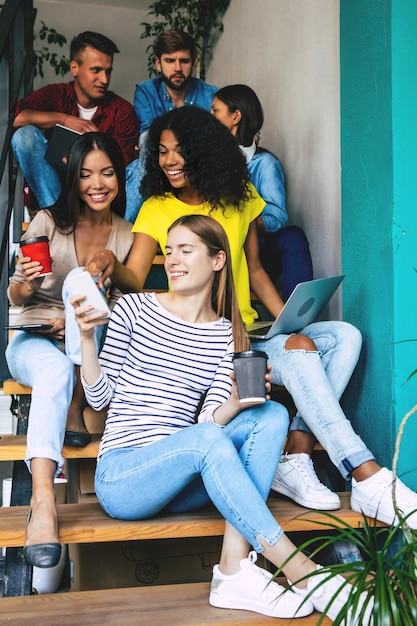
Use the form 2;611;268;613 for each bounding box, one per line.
246;275;345;340
45;124;82;168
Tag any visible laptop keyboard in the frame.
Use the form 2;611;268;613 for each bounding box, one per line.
248;325;272;337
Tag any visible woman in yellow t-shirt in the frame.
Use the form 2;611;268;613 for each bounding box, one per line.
129;106;284;326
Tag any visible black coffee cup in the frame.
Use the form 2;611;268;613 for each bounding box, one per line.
233;350;268;403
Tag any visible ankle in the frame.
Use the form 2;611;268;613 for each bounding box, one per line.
351;461;382;483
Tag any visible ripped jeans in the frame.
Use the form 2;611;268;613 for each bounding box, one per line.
253;321;375;479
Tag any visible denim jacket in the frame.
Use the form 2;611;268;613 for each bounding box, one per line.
247;149;288;233
134;76;218;138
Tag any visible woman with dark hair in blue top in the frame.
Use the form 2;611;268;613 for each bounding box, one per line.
211;84;313;302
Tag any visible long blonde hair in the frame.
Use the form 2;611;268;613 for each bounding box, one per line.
167;215;250;352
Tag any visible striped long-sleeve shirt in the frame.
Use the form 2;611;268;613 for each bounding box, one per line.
82;292;234;459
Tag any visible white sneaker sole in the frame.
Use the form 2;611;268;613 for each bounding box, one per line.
272;482;341;510
209;590;313;618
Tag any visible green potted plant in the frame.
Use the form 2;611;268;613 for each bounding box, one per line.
140;0;230;79
278;404;417;625
33;21;70;79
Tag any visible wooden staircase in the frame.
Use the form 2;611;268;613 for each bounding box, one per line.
0;382;381;624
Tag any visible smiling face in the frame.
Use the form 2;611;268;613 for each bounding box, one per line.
165;224;226;296
158;129;188;189
156;49;193;92
71;45;113;108
79;149;118;212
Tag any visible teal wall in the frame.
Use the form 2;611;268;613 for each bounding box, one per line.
341;0;417;489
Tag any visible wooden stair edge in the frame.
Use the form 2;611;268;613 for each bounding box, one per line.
0;434;323;461
0;494;384;548
2;379;32;395
0;581;331;625
0;433;101;460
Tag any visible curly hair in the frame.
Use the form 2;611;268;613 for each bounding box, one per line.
140;107;251;212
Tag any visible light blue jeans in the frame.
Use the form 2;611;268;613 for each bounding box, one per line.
5;331;76;470
12;126;63;208
95;402;288;552
125;157;145;223
252;321;375;479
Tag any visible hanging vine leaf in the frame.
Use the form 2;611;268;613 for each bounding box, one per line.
34;21;70;79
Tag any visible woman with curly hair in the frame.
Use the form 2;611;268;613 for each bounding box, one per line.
132;105;280;325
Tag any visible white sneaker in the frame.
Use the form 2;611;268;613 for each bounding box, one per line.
291;565;374;624
271;453;341;510
351;467;417;527
209;550;313;618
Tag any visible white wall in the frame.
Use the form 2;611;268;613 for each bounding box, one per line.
34;0;341;316
207;0;341;316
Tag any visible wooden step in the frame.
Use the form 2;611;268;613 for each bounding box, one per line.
0;581;331;625
0;433;101;460
2;379;32;395
0;493;382;548
0;433;323;462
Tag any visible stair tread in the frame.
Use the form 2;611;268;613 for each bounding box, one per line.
0;433;101;459
0;493;381;548
0;581;332;625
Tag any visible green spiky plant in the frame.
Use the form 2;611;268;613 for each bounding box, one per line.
275;404;417;625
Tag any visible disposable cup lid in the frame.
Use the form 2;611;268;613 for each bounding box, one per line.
20;236;49;245
233;350;268;359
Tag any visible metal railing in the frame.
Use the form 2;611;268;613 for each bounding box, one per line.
0;0;35;380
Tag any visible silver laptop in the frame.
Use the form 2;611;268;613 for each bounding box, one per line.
247;275;345;340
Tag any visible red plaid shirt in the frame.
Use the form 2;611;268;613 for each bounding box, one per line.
15;82;138;166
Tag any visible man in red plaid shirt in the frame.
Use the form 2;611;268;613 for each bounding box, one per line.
12;31;138;209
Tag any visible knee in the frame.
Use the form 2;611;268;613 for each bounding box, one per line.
285;333;316;351
258;401;289;436
330;321;362;353
11;126;40;152
279;225;310;251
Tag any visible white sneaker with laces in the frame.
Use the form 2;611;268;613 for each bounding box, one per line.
271;453;341;510
350;467;417;527
209;550;314;618
291;565;374;624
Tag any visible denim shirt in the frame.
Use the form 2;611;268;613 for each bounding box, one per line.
134;76;218;137
247;149;288;233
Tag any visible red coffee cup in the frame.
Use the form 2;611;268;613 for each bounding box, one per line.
20;236;52;276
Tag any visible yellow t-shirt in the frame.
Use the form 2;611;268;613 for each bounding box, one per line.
132;184;265;324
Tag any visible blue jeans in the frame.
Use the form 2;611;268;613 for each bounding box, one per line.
125;157;145;223
253;321;375;479
5;331;76;469
12;126;63;209
95;402;288;552
259;226;313;302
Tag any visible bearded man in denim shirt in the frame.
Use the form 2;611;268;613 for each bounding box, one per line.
125;30;218;222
